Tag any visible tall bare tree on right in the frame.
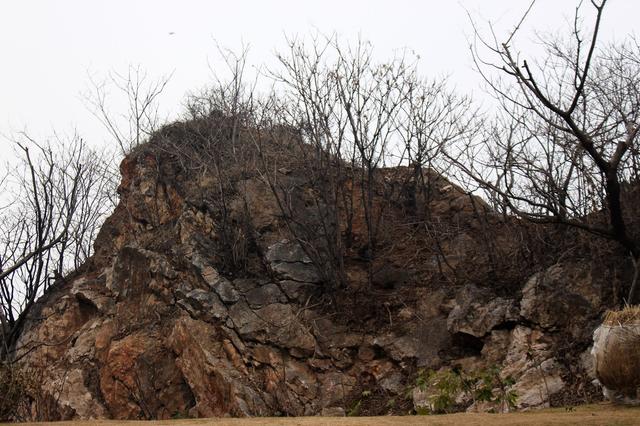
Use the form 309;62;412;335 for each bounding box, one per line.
451;0;640;303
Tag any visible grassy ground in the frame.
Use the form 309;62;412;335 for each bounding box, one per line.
8;403;640;426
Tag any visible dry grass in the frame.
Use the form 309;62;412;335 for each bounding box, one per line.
603;306;640;325
5;404;640;426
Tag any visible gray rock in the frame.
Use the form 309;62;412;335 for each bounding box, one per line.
373;334;419;361
272;262;321;283
267;240;321;283
228;300;258;330
190;253;240;303
280;280;314;302
177;289;228;321
266;240;312;264
319;372;356;408
379;372;404;393
520;263;595;334
415;317;450;367
229;302;315;353
245;283;287;308
70;277;113;313
214;277;240;303
511;359;565;408
447;285;518;338
481;329;511;364
496;326;566;409
233;278;260;293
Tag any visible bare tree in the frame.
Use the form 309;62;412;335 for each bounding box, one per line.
400;76;479;217
333;39;415;285
84;65;172;156
451;0;640;303
0;135;115;358
269;36;478;289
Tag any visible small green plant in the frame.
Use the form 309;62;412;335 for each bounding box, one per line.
415;368;428;390
409;368;464;414
347;389;372;417
409;365;518;415
470;366;518;412
347;399;361;417
428;369;465;413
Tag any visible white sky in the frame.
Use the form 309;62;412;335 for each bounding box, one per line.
0;0;638;153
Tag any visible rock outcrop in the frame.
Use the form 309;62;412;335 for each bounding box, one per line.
12;122;615;419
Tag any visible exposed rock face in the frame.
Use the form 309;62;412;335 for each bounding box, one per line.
520;263;600;339
447;285;519;338
13;128;612;419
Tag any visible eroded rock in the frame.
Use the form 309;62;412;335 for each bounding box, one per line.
447;285;518;338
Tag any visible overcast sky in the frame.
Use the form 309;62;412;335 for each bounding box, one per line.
1;0;638;152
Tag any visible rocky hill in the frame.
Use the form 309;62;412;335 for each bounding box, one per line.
12;117;628;420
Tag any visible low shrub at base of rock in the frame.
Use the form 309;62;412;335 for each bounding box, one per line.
592;306;640;404
410;366;517;415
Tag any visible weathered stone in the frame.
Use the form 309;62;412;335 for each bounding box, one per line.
520;263;598;334
266;240;312;264
481;329;511;365
271;262;321;283
251;345;284;366
70;277;113;313
368;359;396;381
99;331;194;419
229;302;315;353
412;387;431;413
233;278;260;293
511;359;565;408
47;368;107;419
497;326;566;409
168;317;269;417
267;240;321;283
191;254;240;303
12;133;613;420
415;317;450;367
447;285;518;338
379;372;404;393
245;283;287;307
280;280;314;302
319;372;356;408
284;358;318;402
373;333;419;361
177;289;228;321
215;277;241;303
